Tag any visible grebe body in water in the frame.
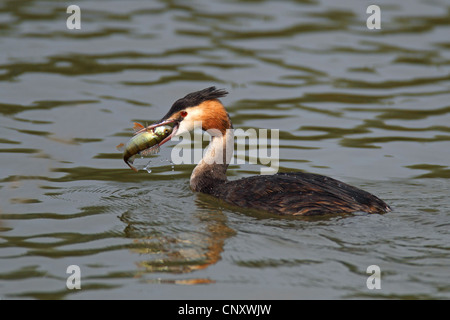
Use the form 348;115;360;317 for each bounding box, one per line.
139;87;391;216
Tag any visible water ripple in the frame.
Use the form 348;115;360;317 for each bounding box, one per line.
0;0;449;299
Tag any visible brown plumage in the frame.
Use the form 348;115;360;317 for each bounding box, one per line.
140;87;391;216
212;172;390;215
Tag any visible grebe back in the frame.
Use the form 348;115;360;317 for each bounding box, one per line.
138;87;391;216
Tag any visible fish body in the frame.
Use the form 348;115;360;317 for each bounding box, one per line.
117;123;173;172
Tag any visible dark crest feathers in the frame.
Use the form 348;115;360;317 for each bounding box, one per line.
161;87;228;120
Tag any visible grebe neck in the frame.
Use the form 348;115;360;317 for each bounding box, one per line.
190;128;234;194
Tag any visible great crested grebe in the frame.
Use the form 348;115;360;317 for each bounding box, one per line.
140;87;391;216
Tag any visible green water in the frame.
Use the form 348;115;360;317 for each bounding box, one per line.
0;0;449;299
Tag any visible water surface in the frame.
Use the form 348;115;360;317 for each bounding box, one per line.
0;0;449;299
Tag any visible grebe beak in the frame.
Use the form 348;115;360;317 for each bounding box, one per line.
135;119;180;148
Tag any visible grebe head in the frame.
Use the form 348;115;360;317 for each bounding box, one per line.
136;87;234;192
136;87;231;146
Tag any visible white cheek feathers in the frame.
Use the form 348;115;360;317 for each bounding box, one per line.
175;120;195;136
174;107;203;136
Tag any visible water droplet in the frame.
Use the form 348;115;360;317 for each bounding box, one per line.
143;160;153;173
143;164;152;173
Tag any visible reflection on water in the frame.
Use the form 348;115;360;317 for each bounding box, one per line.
0;0;450;299
122;190;236;282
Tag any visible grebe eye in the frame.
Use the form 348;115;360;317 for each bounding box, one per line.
180;111;187;117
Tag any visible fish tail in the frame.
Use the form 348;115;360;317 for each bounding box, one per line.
123;153;138;172
127;162;139;172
